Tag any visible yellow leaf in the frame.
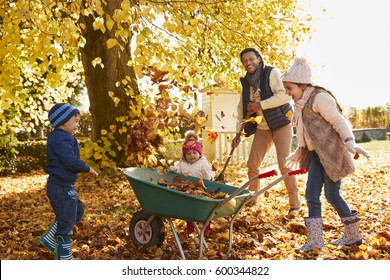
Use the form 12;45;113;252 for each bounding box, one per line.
94;152;103;160
106;38;117;49
101;129;108;135
113;97;120;107
358;244;367;250
190;19;199;26
91;57;102;68
136;33;146;44
245;115;263;124
197;116;207;124
109;125;116;132
106;17;115;31
92;17;105;32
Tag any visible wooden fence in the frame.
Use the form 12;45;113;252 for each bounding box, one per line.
169;128;387;166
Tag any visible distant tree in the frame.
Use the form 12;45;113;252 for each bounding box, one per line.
348;104;390;130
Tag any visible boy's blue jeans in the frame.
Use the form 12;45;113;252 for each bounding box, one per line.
46;182;84;241
306;152;351;218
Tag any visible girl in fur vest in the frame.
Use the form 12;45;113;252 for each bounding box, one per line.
169;131;215;236
281;57;370;252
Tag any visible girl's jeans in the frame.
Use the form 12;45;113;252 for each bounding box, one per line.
46;182;84;241
306;152;351;218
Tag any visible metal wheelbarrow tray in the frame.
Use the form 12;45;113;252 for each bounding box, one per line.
122;167;306;259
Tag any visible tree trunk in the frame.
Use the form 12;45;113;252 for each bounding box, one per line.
79;1;139;166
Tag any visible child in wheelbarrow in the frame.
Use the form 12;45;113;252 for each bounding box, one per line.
281;58;370;252
169;131;216;237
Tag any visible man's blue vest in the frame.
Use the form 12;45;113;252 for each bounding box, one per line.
240;65;292;135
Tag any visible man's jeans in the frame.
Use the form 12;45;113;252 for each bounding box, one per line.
247;124;300;209
46;182;84;241
306;152;351;218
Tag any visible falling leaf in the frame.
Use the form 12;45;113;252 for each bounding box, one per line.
208;132;218;144
245;116;263;124
197;110;206;118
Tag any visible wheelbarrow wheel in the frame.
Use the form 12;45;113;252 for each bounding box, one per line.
129;211;165;247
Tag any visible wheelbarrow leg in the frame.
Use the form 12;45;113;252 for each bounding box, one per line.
192;222;209;250
199;213;217;258
167;218;186;260
198;228;206;259
224;198;251;257
225;216;235;257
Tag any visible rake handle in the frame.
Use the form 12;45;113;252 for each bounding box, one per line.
216;112;252;179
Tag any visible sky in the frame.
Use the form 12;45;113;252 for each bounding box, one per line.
296;0;390;108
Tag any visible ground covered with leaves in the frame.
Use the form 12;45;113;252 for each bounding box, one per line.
1;141;389;260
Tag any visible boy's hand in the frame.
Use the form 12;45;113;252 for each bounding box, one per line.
89;167;99;176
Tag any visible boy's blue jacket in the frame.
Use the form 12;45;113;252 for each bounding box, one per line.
44;128;90;186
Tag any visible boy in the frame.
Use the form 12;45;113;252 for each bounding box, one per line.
40;103;98;260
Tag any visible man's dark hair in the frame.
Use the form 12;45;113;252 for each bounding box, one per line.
240;48;263;62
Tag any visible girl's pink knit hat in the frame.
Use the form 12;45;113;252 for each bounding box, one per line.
281;57;312;84
182;131;202;156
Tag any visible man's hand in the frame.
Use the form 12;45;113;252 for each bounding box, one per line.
247;102;261;114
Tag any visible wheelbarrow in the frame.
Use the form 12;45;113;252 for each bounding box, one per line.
122;167;307;259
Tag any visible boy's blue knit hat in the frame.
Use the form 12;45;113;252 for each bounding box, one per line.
48;103;79;128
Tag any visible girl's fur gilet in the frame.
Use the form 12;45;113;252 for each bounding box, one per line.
302;87;355;182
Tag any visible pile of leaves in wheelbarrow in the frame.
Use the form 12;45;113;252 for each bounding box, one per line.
158;176;228;200
0;141;389;260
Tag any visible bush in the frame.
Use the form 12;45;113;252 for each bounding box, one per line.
0;156;41;176
0;139;89;176
0;140;46;176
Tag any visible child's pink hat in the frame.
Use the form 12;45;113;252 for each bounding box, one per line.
182;131;202;156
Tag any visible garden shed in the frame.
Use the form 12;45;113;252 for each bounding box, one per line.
200;89;276;165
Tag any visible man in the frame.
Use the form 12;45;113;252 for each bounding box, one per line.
232;48;300;213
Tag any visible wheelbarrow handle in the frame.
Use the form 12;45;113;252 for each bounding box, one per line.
288;168;307;176
219;169;277;202
257;169;278;179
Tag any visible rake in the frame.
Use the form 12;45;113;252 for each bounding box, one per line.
214;112;252;181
